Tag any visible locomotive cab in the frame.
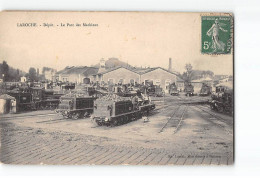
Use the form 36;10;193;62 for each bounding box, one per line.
92;100;113;125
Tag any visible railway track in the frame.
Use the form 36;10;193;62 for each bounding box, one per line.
0;112;56;121
159;105;188;133
192;105;233;135
194;105;233;126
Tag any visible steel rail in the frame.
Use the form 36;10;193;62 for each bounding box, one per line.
192;105;233;135
158;105;181;133
173;105;188;134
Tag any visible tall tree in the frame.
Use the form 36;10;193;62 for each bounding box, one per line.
0;61;9;81
182;63;193;83
28;67;38;82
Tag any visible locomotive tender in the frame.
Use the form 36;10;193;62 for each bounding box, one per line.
56;93;96;119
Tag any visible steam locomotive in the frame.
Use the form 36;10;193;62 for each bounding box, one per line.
139;85;164;97
7;87;62;112
92;93;155;126
168;83;179;96
199;83;212;96
184;83;194;96
210;83;233;115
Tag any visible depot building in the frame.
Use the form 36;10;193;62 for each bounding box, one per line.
93;66;178;93
56;58;179;93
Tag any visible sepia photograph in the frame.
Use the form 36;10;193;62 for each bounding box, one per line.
0;11;233;165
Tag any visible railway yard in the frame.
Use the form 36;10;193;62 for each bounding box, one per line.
0;93;233;165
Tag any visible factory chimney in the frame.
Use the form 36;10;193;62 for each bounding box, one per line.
168;58;172;72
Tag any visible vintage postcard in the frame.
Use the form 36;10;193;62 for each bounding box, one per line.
0;11;234;165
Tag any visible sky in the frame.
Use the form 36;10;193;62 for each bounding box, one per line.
0;12;233;75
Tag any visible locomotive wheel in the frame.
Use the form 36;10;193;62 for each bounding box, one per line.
66;113;72;119
63;113;70;119
97;121;103;126
111;119;118;126
50;105;56;110
119;117;123;125
210;104;215;110
124;116;128;123
146;110;150;116
131;114;135;121
72;113;80;120
83;112;89;118
40;105;45;110
218;106;224;113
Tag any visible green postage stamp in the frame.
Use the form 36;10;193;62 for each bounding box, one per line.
201;15;233;54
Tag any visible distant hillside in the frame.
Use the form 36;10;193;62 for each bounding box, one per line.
93;58;133;69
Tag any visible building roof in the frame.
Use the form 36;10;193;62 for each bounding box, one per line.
56;67;73;75
82;67;99;76
137;67;178;76
192;76;213;83
177;76;185;82
94;66;179;77
216;81;233;89
57;66;99;77
95;66;140;75
0;94;15;100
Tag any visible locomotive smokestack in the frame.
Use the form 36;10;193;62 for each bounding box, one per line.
168;58;172;72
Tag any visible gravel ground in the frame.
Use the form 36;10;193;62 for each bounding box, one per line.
0;95;233;165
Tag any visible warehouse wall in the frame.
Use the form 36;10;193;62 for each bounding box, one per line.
102;68;140;84
140;68;177;92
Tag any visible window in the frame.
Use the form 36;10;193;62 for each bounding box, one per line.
155;79;161;86
118;79;124;84
145;79;153;85
130;79;135;85
62;78;68;82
